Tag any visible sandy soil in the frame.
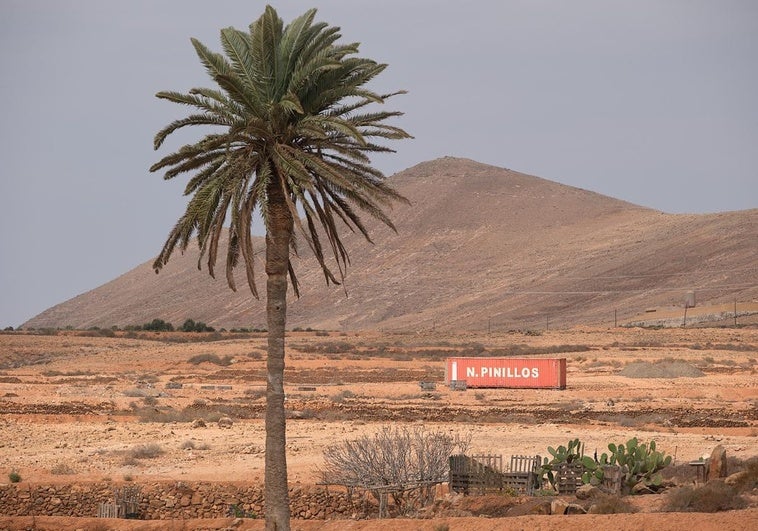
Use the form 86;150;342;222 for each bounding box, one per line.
0;326;756;529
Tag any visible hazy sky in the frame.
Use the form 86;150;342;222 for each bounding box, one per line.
1;1;756;327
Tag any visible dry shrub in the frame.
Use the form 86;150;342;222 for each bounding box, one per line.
128;443;165;459
135;406;195;423
725;456;758;493
589;493;636;514
181;440;210;451
320;426;470;507
303;408;350;421
310;341;353;353
244;387;266;400
187;353;233;366
50;462;76;475
330;389;355;403
664;481;746;513
457;493;520;517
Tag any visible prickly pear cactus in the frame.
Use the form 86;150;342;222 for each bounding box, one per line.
604;437;672;492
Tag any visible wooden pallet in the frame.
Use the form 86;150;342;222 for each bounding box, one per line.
502;454;542;495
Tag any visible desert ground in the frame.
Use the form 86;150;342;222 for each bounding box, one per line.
0;324;756;529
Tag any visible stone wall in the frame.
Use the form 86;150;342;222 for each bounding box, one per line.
0;482;372;520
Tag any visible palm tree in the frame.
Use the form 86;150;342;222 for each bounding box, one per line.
149;6;410;530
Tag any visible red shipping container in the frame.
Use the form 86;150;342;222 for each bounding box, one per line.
445;357;566;389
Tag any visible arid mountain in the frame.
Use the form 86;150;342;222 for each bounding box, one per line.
23;157;757;331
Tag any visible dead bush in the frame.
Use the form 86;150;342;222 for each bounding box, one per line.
122;388;147;398
329;389;356;403
128;443;165;459
244;387;266;400
187;353;233;366
589;493;636;514
664;481;746;513
320;426;471;514
50;462;76;475
457;493;520;517
725;456;758;493
181;440;210;451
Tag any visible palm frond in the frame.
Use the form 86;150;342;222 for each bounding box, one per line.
152;6;410;298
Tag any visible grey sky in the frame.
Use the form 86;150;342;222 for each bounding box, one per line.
1;0;756;328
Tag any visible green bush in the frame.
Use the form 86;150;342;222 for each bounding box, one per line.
141;319;174;332
182;318;215;332
8;470;21;483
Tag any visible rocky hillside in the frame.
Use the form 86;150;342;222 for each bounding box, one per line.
23;157;757;331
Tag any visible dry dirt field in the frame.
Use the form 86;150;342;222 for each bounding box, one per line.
0;325;756;530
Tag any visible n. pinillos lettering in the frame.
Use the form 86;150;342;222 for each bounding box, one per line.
466;366;539;378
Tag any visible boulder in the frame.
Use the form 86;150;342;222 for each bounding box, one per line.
575;483;600;500
218;417;234;429
565;503;587;515
551;499;569;515
707;445;727;481
191;418;206;428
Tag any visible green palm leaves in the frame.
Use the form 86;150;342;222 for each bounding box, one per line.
150;6;411;297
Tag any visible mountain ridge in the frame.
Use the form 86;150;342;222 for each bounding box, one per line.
23;157;757;331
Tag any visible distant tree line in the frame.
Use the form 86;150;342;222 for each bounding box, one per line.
122;318;215;332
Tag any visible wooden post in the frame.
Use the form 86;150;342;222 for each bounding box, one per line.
378;490;387;518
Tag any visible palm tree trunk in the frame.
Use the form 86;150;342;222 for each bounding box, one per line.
264;182;292;531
